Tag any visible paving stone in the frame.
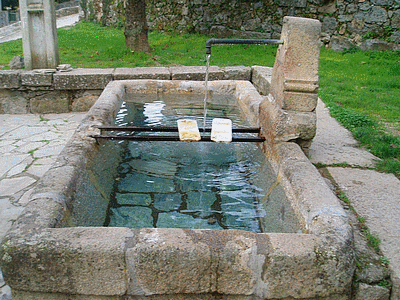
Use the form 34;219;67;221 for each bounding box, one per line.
1;126;49;140
153;193;182;211
0;153;30;178
328;167;400;296
0;176;36;196
0;140;14;148
0;115;31;127
224;211;260;232
108;206;153;228
115;193;152;206
118;173;175;193
0;144;16;154
6;162;29;177
220;193;254;210
24;131;60;142
33;144;65;158
14;141;47;154
25;157;54;177
185;191;216;217
157;212;223;230
309;99;378;167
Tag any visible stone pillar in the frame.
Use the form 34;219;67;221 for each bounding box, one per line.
270;16;321;112
259;16;321;154
19;0;59;70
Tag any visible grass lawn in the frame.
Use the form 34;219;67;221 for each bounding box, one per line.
0;21;399;177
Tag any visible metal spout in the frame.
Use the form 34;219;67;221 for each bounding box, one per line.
205;38;283;55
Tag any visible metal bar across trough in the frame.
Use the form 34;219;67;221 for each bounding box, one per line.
95;126;262;133
89;134;266;143
89;126;265;142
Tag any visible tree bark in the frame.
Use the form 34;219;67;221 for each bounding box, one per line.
124;0;150;53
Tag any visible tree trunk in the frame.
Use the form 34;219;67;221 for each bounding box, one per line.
124;0;150;53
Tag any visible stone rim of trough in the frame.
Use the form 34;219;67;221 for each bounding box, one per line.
0;80;355;299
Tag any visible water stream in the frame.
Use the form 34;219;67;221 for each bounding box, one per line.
202;54;211;133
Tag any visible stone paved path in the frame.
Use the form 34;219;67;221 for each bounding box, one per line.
0;13;80;44
0;113;85;300
310;99;400;300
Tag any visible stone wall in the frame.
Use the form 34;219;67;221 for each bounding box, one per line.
0;11;8;28
0;66;251;114
82;0;400;46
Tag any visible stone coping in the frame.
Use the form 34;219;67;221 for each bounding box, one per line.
0;66;251;90
0;80;354;299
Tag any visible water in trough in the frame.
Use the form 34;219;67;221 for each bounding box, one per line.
79;92;301;233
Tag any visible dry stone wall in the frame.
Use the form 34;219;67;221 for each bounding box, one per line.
82;0;400;47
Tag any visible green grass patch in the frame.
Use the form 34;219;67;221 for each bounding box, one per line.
0;22;277;69
319;47;400;178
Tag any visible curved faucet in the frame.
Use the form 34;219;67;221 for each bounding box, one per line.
205;38;283;55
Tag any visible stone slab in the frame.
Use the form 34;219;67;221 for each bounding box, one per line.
33;144;66;158
116;193;152;206
114;67;170;80
0;176;36;196
0;91;28;114
1;125;48;140
0;71;20;89
354;283;390;300
327;167;400;299
0;153;29;178
309;99;379;167
21;71;53;86
170;66;224;80
109;206;153;228
221;66;251;80
259;95;316;143
53;68;113;90
153;193;181;211
251;66;273;95
1;227;128;295
30;95;70;114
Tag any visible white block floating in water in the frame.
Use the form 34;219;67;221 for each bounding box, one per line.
177;119;201;142
211;118;232;143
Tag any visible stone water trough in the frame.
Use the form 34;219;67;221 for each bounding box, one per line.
0;17;355;299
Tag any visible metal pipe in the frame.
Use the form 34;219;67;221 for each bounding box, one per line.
95;126;261;134
89;134;265;143
205;38;283;55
